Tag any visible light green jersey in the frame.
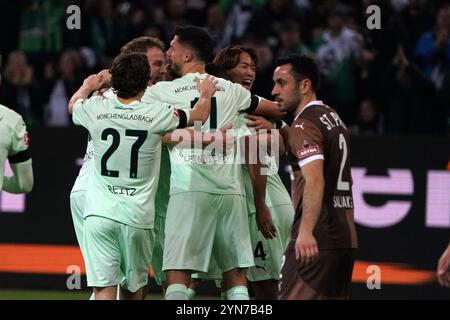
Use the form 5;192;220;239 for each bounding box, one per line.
144;72;258;195
234;114;292;214
0;104;30;191
154;145;170;218
72;95;184;228
71;137;93;193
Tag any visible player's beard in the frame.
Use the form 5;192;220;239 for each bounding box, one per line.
168;60;182;78
283;90;302;114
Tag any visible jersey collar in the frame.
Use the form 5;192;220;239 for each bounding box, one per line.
294;100;325;121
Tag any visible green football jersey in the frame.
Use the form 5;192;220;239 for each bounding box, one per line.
144;72;259;195
234;114;292;214
72;95;184;228
154;145;171;218
71;137;93;193
0;104;30;192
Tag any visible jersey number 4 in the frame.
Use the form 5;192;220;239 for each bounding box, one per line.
101;128;147;178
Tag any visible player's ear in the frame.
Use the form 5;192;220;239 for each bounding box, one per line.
300;79;311;95
184;50;193;63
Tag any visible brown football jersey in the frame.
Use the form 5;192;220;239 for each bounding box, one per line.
287;101;357;250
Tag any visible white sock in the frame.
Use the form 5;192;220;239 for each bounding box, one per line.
226;286;249;300
165;284;189;300
187;288;196;300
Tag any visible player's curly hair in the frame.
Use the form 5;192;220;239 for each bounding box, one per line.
110;53;150;99
213;45;258;75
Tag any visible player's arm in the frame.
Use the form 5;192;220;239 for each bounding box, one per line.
3;161;33;194
68;70;110;114
185;75;218;126
4;118;33;194
245;115;286;155
162;124;233;149
297;159;323;265
252;97;286;119
437;241;450;287
244;134;277;240
292;120;324;266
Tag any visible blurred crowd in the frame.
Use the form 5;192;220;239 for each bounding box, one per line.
0;0;449;135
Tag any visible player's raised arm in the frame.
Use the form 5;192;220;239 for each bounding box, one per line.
68;70;111;114
185;75;218;126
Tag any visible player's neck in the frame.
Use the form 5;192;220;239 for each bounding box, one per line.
294;93;317;117
181;62;205;76
117;92;144;105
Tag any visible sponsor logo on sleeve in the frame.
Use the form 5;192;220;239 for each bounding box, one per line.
297;140;320;159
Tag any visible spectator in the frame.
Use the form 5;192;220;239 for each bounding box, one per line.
218;0;260;48
381;44;447;134
351;98;384;136
0;51;44;126
277;21;312;58
314;6;360;124
44;49;84;127
414;3;450;90
206;5;227;53
246;0;302;49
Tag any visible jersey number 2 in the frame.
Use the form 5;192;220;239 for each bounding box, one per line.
337;133;350;191
101;128;148;178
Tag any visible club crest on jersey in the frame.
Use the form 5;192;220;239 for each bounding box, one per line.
297;140;320;159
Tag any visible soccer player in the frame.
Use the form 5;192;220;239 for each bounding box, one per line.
69;36;169;299
0;54;33;195
68;52;217;300
272;54;358;300
437;241;450;287
201;45;294;300
145;26;283;300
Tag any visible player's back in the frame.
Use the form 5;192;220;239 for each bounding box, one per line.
72;95;180;228
0;105;28;191
145;72;255;195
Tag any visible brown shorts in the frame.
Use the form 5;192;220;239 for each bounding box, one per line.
279;247;355;300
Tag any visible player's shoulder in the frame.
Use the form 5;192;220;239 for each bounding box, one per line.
0;104;24;127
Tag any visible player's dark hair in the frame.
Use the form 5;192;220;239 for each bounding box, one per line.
110;53;150;99
276;54;320;92
121;36;165;54
213;45;258;74
174;25;214;63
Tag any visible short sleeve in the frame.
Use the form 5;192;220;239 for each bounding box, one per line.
72;96;102;129
151;103;188;134
289;119;324;168
8;116;30;163
230;83;259;113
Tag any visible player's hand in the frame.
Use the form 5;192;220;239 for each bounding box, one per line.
255;203;277;239
295;231;318;266
209;123;234;154
245;114;273;131
82;74;105;92
195;75;218;98
97;69;112;89
437;244;450;287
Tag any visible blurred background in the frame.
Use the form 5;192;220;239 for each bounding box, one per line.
0;0;449;299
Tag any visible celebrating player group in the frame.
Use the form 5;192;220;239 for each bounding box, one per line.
66;25;357;300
